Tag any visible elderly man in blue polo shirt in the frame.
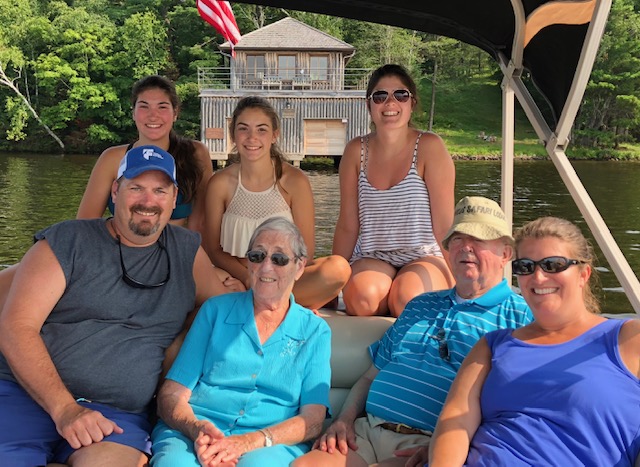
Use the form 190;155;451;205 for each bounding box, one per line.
293;196;533;467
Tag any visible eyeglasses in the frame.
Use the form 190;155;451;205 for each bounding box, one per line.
512;256;585;276
432;328;450;361
117;236;171;288
246;249;300;267
367;89;413;105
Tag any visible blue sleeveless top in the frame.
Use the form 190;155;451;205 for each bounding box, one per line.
466;319;640;466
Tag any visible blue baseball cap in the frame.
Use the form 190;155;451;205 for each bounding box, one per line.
117;145;178;186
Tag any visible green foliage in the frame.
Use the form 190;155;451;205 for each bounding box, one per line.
119;12;170;78
577;0;640;148
1;0;640;158
289;11;345;39
4;97;29;141
85;123;120;145
175;81;202;140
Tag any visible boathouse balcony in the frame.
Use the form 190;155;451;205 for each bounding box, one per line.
197;66;372;94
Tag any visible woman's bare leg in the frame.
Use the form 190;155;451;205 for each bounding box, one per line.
388;256;454;317
342;259;397;316
293;255;351;310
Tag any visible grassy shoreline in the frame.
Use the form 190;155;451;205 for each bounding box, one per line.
301;146;640;170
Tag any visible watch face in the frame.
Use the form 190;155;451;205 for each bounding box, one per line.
261;429;273;447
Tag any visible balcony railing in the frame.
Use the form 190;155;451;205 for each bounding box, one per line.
198;67;373;92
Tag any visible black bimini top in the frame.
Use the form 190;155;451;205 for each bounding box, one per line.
238;0;597;132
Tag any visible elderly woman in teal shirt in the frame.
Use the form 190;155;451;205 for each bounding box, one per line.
151;217;332;467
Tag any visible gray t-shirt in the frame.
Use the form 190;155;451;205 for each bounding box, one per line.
0;219;200;413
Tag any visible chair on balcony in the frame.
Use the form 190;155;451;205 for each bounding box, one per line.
292;75;312;90
262;75;282;89
242;72;263;90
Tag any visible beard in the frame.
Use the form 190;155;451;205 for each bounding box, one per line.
128;204;162;236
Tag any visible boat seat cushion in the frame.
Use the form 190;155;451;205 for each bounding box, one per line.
318;310;395;418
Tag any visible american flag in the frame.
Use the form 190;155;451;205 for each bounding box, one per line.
196;0;242;55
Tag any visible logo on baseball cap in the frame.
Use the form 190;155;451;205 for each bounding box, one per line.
117;145;177;186
442;196;513;250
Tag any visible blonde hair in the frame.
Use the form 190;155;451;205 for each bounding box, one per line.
514;217;600;314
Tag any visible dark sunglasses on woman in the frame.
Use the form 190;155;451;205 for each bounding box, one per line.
247;249;300;267
367;89;413;105
512;256;585;275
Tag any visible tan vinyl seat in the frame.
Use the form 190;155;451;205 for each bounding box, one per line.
317;310;395;419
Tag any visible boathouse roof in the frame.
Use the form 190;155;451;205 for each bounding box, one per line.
220;17;355;52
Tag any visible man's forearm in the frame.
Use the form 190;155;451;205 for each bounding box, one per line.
1;327;75;420
336;365;378;423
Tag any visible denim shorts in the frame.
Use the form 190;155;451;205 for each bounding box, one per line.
0;380;152;466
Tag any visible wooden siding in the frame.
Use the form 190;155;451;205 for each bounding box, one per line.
304;120;348;155
201;95;370;163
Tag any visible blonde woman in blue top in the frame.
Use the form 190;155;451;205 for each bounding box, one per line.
333;64;455;317
428;217;640;466
151;217;332;467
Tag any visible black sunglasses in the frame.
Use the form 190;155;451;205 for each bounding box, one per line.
512;256;585;276
432;328;450;361
367;89;413;105
117;236;170;288
246;249;299;267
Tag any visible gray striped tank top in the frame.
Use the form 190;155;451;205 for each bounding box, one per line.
351;133;442;268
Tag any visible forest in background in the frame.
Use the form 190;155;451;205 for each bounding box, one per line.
1;0;640;159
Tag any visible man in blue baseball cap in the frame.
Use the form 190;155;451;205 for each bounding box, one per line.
112;145;178;239
0;145;226;466
117;144;178;186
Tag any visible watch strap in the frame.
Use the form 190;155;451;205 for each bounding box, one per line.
258;428;273;447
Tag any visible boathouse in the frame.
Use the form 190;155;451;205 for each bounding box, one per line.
198;17;372;166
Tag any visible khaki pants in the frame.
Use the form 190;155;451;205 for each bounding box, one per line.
352;414;431;464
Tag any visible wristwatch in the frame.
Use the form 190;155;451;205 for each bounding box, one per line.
259;428;273;447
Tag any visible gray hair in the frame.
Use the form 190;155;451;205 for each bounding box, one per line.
246;217;307;260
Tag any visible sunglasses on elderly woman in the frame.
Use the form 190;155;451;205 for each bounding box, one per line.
246;249;299;267
512;256;585;275
367;89;413;105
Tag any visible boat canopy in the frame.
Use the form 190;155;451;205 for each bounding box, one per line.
237;0;640;312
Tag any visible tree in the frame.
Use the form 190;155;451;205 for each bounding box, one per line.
0;0;64;148
576;0;640;148
119;12;170;78
422;36;461;130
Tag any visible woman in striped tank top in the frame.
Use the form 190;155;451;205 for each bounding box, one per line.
333;64;455;317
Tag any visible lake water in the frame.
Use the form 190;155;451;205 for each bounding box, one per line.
1;152;638;314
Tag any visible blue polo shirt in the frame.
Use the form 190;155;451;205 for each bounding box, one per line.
166;290;332;433
366;279;533;431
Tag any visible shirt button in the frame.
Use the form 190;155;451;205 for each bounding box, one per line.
257;350;263;355
239;409;245;415
251;374;257;379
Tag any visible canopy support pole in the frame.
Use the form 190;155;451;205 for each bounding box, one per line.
501;0;640;312
500;75;516;284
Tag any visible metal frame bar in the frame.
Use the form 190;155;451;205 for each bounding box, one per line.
501;0;640;312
